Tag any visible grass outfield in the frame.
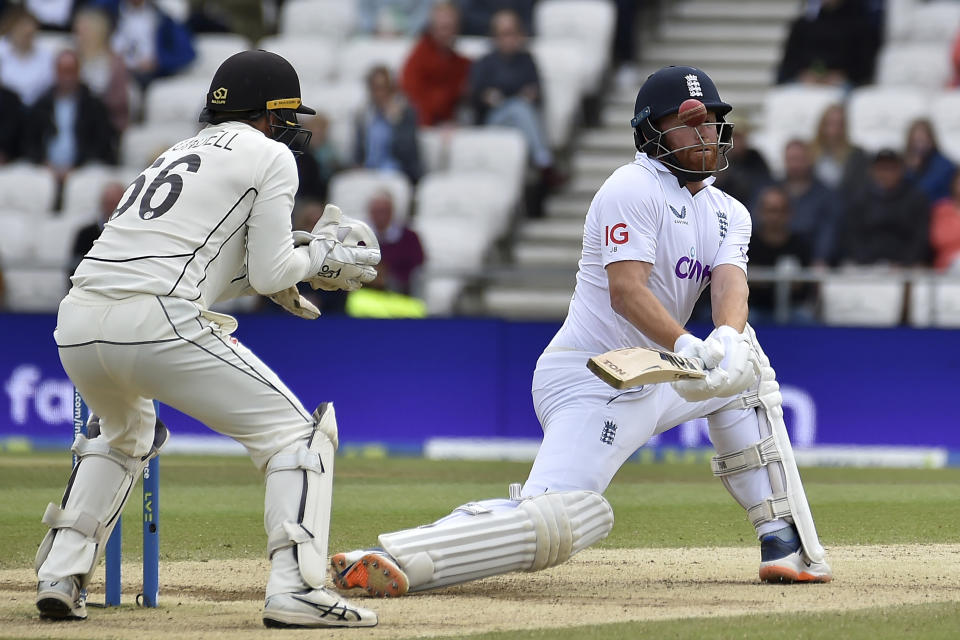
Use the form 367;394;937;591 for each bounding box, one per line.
1;454;959;638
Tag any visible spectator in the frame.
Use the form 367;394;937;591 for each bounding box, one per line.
776;0;879;88
904;119;956;205
712;119;772;207
778;138;842;265
841;149;930;267
809;103;869;195
95;0;195;87
0;6;54;106
457;0;533;37
73;7;130;132
930;169;960;272
748;185;814;324
469;9;557;179
303;113;340;200
0;63;24;163
367;188;424;295
70;181;125;271
401;1;470;126
354;65;423;183
23;49;118;179
357;0;433;36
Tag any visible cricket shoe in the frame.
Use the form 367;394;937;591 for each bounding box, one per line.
262;587;377;628
36;577;87;620
759;525;832;583
330;548;409;597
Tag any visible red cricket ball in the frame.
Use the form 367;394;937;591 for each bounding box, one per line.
677;99;707;127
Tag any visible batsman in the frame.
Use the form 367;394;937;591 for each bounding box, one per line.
331;66;832;598
34;51;381;628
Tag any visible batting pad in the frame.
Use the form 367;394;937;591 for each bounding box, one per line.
378;490;614;592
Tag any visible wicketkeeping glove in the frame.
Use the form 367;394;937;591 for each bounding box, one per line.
268;285;321;320
295;204;381;292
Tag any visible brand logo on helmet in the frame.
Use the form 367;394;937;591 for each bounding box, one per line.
211;87;228;104
684;74;703;98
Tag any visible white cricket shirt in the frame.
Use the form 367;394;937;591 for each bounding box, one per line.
72;121;311;307
549;152;752;353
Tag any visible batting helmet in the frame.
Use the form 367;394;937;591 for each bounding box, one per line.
630;66;734;182
199;50;316;154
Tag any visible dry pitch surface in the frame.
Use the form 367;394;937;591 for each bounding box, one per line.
1;544;958;639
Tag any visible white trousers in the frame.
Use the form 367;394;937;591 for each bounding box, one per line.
55;289;315;468
523;350;783;536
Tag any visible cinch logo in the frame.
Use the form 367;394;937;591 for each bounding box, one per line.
604;223;628;246
675;256;712;283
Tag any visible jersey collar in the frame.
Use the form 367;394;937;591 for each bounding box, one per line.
634;152;717;188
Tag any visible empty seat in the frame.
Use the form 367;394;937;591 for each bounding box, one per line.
0;164;57;214
61;165;137;221
447;127;527;213
418;126;450;173
299;81;366;158
905;2;960;43
876;44;951;90
908;276;960;327
3;267;67;312
533;0;616;93
846;87;929;153
257;36;339;85
928;91;960;163
183;33;252;80
529;39;587;148
143;76;208;124
279;0;358;39
759;85;846;142
326;168;412;224
454;35;491;60
415;171;513;241
821;274;905;326
0;214;35;265
337;37;414;83
34;215;86;268
120;123;200;170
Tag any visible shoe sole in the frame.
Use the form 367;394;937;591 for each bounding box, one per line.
36;595;85;620
330;552;409;597
263;614;377;629
759;565;833;584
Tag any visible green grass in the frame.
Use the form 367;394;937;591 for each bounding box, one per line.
425;602;960;640
2;454;959;570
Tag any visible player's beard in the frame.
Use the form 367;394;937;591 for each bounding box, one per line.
674;143;719;174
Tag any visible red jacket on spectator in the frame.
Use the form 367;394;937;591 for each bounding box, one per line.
931;197;960;271
401;33;470;126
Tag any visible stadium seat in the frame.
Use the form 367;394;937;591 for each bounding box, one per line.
337;37;414;83
0;214;35;265
120;123;200;170
533;0;616;94
927;91;960;164
299;81;365;158
529;39;587;148
3;268;67;312
904;1;960;43
279;0;358;39
821;274;905;326
327;168;412;224
185;33;252;80
418;126;450;173
908;276;960;327
33;30;70;55
410;215;489;315
143;76;208;124
846;87;929;153
759;85;845;142
876;44;951;90
0;164;57;214
415;172;513;241
454;35;491;60
61;166;137;221
34;215;84;268
257;36;339;85
447;127;527;215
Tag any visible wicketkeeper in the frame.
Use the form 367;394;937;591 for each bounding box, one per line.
329;66;832;598
34;50;380;628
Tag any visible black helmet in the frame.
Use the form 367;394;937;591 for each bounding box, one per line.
199;50;316;154
630;66;734;182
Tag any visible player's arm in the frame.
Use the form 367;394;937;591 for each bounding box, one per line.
710;264;748;331
607;260;686;350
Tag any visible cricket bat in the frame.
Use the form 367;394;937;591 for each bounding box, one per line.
587;347;705;390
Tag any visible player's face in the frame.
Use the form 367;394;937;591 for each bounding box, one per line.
659;109;720;173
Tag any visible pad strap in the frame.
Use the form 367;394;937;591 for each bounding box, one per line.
267;521;316;557
711;435;781;476
72;434;142;475
265;448;324;475
42;503;104;540
747;492;792;527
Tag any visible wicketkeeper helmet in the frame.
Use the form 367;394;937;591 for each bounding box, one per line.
199;50;315;154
